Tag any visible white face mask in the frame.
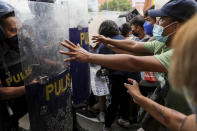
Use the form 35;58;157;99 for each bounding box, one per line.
183;87;197;114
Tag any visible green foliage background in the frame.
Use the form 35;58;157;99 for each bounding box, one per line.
100;0;131;11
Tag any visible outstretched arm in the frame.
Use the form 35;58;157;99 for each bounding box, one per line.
106;44;152;56
59;40;167;72
92;35;151;55
88;54;166;72
125;79;197;131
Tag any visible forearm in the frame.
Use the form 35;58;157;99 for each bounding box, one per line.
106;38;137;52
88;53;166;72
106;44;150;56
138;96;186;131
88;53;140;72
0;86;25;100
106;44;137;55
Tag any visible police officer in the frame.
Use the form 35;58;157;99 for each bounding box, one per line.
0;2;28;131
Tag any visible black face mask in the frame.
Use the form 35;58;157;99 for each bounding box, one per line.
4;35;19;51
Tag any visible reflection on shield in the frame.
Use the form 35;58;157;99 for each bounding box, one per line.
14;1;73;131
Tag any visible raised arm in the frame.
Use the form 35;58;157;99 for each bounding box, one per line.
59;40;167;72
92;35;151;55
125;79;197;131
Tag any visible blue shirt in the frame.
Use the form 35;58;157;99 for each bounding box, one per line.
98;35;125;76
98;35;125;55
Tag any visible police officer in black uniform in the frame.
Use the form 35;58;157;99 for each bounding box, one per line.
0;2;28;131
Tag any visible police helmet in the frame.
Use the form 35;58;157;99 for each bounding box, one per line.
0;1;15;41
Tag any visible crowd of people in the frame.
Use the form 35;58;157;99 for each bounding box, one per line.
60;0;197;131
1;0;197;131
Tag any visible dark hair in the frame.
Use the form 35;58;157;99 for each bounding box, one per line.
130;15;145;28
120;23;131;37
98;20;119;38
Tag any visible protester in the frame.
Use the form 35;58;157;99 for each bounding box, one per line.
119;22;132;40
96;20;140;130
130;15;150;42
106;15;150;55
143;6;156;36
144;11;156;27
125;13;197;131
144;6;156;25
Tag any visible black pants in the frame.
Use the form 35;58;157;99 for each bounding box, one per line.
86;92;96;107
105;75;131;127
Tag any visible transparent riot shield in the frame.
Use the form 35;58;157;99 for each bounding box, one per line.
12;1;73;130
68;0;91;104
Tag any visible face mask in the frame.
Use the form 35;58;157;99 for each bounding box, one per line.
129;34;133;38
4;35;19;51
182;87;197;114
153;22;175;43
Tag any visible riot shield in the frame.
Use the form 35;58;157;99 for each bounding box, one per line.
12;1;73;130
68;0;91;104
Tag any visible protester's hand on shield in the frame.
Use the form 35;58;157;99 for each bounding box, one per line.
92;35;110;45
124;78;143;104
59;40;91;63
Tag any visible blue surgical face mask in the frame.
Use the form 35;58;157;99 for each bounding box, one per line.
153;22;175;43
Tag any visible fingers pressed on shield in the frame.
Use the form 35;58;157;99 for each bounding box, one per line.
92;40;99;43
64;57;76;62
92;41;100;45
77;44;81;47
59;50;76;56
60;42;75;51
65;39;77;48
92;36;98;40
